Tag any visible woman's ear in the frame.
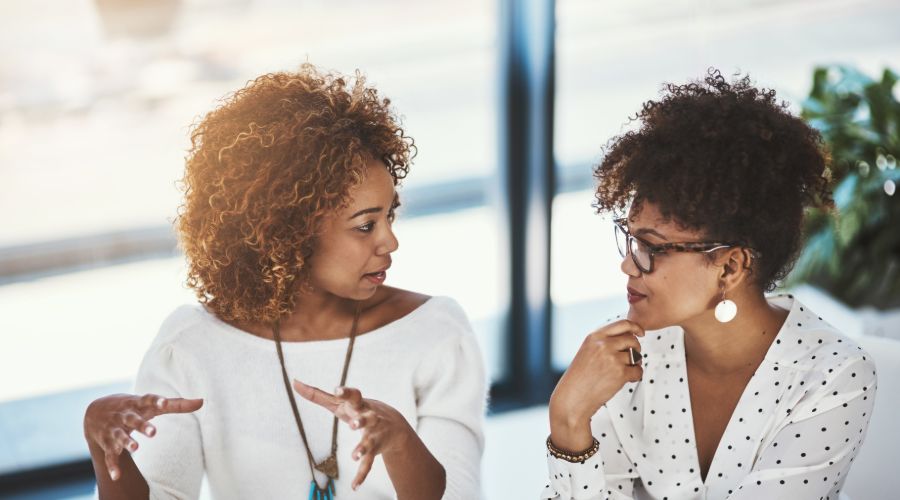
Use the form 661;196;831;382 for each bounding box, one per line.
718;247;753;291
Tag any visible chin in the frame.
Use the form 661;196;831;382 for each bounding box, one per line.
627;308;667;332
324;284;378;302
626;308;644;326
354;284;381;300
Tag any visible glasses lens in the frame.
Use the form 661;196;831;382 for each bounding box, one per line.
614;224;627;258
629;237;652;272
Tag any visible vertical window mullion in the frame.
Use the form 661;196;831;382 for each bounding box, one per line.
497;0;556;406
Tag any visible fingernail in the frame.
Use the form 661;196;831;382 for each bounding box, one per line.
335;387;344;396
156;397;165;409
129;442;138;451
353;419;360;428
146;425;156;437
109;469;119;481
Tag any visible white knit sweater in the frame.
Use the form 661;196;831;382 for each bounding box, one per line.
127;296;486;500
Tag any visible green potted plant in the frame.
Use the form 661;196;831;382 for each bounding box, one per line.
789;65;900;309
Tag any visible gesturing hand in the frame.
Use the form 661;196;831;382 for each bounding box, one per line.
293;380;414;491
83;393;204;481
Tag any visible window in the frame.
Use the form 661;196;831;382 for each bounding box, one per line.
0;0;505;402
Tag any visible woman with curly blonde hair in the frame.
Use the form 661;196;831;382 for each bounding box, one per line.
83;64;486;500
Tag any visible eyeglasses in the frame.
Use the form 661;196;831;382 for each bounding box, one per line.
613;217;737;274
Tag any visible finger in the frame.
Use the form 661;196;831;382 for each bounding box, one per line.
142;421;157;437
100;433;122;481
352;439;371;461
349;414;367;430
104;447;121;481
118;412;156;438
111;428;139;454
601;334;642;354
335;386;365;411
293;379;339;412
101;432;125;455
119;410;146;432
595;319;645;338
352;454;375;491
336;400;366;424
622;348;642;366
152;398;204;416
623;364;644;383
138;393;166;411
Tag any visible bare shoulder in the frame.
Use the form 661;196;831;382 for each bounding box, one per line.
360;286;432;331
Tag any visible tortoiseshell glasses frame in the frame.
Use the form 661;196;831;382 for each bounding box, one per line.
613;217;738;274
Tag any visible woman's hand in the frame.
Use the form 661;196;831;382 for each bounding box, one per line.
548;320;644;451
293;380;415;491
83;393;204;481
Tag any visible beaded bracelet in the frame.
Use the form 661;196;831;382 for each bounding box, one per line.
546;435;600;463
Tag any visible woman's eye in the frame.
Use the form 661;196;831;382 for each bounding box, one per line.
357;222;374;233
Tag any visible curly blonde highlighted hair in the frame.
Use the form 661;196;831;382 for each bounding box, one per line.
176;64;414;325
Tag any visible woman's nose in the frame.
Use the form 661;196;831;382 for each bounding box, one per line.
378;225;399;255
620;251;641;277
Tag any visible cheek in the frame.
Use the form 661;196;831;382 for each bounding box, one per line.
308;239;368;283
636;265;716;328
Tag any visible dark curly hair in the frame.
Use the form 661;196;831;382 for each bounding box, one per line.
594;68;834;292
176;63;415;324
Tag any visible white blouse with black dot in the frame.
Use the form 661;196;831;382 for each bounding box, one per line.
542;294;877;500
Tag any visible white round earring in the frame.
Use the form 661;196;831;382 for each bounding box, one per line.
715;286;737;323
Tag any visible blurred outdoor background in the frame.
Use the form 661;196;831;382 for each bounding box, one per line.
1;0;898;498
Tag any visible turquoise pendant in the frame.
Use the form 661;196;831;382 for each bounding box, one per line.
307;478;336;500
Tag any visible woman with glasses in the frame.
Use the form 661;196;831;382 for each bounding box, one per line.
542;69;876;499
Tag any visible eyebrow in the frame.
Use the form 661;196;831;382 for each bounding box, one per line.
348;207;382;220
632;227;669;241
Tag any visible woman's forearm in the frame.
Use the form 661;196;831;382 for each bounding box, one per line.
88;440;149;500
382;424;446;500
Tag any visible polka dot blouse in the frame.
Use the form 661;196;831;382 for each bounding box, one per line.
542;294;877;499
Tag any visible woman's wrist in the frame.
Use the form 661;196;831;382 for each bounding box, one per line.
549;397;592;433
382;416;417;458
380;419;445;500
550;410;589;431
546;435;600;463
548;405;593;453
549;425;593;453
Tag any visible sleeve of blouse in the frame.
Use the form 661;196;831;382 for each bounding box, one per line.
541;404;638;500
726;355;877;499
129;325;205;500
412;299;488;500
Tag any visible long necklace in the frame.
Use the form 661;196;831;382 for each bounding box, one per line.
273;303;361;500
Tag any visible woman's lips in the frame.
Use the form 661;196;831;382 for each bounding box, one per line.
364;271;387;284
627;287;646;304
